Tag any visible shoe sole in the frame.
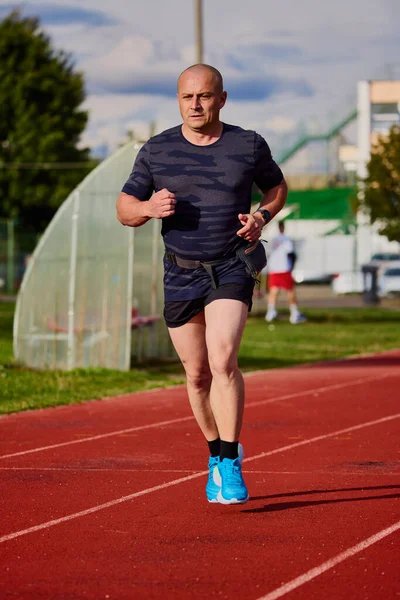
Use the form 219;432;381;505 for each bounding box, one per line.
217;490;249;505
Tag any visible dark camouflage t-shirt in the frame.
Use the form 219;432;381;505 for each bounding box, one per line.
122;123;283;262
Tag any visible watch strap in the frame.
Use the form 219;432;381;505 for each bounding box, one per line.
255;208;271;224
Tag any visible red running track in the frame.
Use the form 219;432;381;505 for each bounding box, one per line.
0;351;399;599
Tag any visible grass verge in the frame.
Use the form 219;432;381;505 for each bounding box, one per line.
1;301;399;415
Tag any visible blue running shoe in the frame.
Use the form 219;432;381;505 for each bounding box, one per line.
216;446;249;505
206;456;220;503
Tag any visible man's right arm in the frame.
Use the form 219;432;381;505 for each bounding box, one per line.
116;189;176;227
116;192;151;227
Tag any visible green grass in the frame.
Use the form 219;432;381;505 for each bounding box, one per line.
241;308;400;370
1;301;399;415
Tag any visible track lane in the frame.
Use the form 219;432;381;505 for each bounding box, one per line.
1;351;397;458
0;414;399;599
0;351;399;599
255;524;400;600
0;442;399;599
1;375;399;536
1;412;398;539
0;370;396;464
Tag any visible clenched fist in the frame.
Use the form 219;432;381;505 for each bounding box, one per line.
148;188;176;219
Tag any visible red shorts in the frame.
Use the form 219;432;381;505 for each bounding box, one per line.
268;272;294;291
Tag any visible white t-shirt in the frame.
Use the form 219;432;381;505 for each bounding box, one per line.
268;233;294;273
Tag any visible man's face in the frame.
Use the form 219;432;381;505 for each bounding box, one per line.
177;69;227;132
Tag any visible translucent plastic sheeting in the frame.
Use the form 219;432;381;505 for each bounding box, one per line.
14;142;174;370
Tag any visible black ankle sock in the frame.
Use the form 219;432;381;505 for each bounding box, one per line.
220;440;239;461
207;438;221;457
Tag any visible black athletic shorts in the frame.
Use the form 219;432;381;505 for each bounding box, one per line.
164;281;255;328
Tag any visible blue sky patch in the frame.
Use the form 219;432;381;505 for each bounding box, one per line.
0;3;119;26
91;72;314;102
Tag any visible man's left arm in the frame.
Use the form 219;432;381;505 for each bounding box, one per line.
237;179;288;242
237;134;288;242
256;178;288;223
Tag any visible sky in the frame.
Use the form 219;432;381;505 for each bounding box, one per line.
1;0;400;165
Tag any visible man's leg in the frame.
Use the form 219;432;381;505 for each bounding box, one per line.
266;285;279;321
204;298;248;443
287;288;297;309
167;312;218;442
168;312;222;503
204;298;249;503
287;288;307;324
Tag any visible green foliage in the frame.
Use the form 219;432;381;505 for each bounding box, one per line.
0;11;96;232
359;125;400;243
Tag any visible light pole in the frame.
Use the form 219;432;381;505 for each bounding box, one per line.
195;0;203;63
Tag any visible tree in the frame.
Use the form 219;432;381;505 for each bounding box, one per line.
358;125;400;243
0;11;95;232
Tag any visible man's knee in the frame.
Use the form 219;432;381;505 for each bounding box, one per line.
184;364;212;392
208;350;238;379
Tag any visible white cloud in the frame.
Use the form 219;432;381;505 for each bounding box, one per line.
263;116;297;134
4;0;400;168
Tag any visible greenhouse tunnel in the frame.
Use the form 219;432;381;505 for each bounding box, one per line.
13;141;174;371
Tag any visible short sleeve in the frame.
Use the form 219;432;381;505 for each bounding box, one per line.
121;142;154;200
254;133;283;192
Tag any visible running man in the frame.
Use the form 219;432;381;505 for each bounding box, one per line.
117;64;288;504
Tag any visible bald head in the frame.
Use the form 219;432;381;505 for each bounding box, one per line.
177;64;227;136
178;64;224;94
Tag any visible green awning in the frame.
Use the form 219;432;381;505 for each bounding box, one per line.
252;186;356;221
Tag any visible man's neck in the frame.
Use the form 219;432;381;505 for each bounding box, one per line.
181;122;223;146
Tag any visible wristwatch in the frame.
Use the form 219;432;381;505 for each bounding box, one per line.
255;208;272;225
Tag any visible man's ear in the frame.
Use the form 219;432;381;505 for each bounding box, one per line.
220;91;227;108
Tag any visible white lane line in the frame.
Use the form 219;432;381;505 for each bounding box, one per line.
0;415;193;460
1;412;398;544
0;472;204;543
255;520;400;600
1;468;398;476
244;413;400;465
0;373;390;460
246;373;390;410
0;467;198;474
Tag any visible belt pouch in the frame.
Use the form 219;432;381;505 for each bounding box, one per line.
236;241;267;279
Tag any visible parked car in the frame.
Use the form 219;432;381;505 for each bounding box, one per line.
369;252;400;275
333;251;400;295
378;261;400;297
370;252;400;263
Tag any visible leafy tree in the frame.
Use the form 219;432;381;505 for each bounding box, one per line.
358;125;400;243
0;11;96;232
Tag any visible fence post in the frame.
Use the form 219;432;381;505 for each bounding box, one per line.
67;192;80;370
123;226;134;371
